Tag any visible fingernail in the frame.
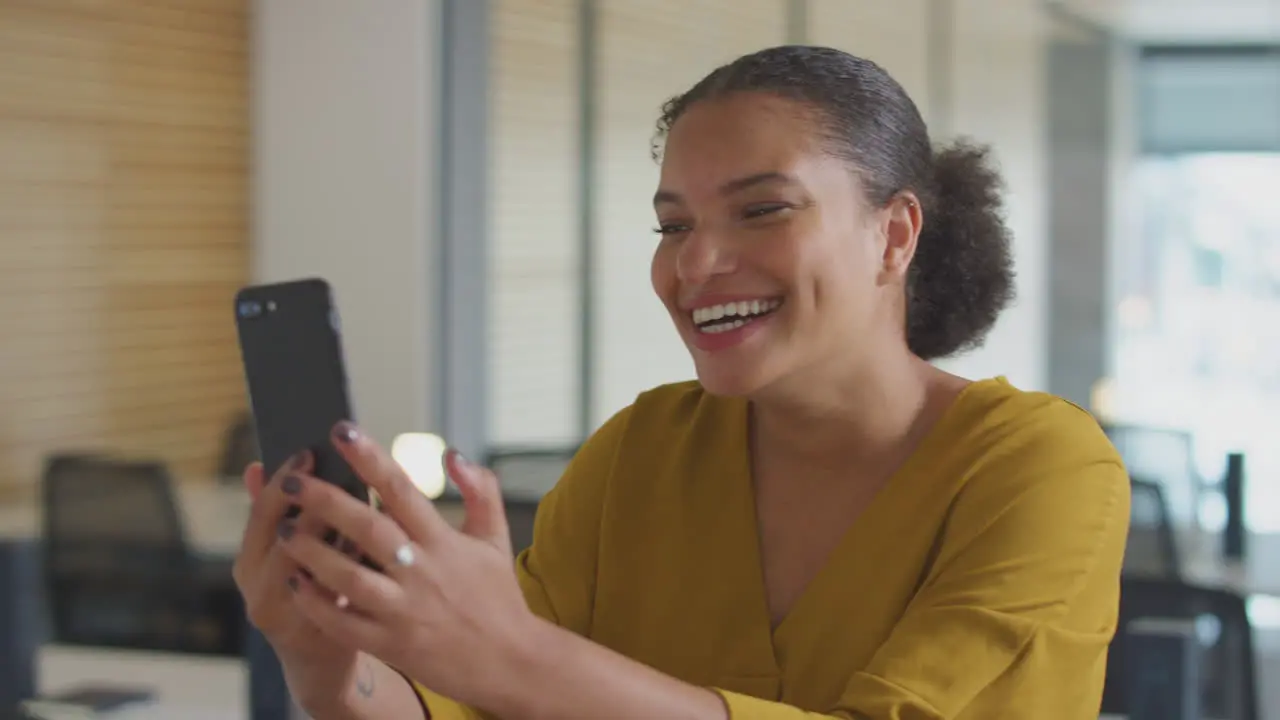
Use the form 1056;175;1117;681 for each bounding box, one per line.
287;575;299;591
281;474;302;496
446;447;473;470
286;451;306;470
334;421;359;444
339;538;357;555
277;520;295;540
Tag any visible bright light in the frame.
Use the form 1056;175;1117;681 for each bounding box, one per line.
1116;295;1153;330
391;432;448;499
1090;376;1116;422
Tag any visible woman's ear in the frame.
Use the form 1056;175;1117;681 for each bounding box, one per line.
879;192;922;284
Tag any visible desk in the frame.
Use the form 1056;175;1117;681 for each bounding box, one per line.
36;644;255;719
0;482;249;558
1180;539;1280;599
0;482;467;559
1182;555;1280;599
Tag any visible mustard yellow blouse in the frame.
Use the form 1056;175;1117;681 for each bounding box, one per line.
415;377;1131;718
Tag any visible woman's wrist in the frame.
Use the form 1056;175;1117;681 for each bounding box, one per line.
285;651;426;720
482;614;566;720
480;616;728;720
275;648;358;715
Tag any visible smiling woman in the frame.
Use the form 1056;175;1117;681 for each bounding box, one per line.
233;45;1129;720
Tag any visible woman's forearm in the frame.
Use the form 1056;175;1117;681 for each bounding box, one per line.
290;652;426;720
494;617;728;720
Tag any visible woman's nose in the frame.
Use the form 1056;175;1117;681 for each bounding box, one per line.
676;228;737;285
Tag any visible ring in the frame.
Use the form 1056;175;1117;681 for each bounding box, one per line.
393;543;416;568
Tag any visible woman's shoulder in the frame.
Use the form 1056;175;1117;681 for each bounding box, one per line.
541;380;735;519
589;380;734;442
950;376;1122;469
930;377;1128;520
565;379;732;474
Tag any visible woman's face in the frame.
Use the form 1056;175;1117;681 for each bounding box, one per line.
651;93;915;397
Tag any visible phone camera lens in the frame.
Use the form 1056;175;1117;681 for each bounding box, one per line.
238;300;263;319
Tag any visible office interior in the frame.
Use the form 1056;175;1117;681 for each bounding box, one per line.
1;0;1278;718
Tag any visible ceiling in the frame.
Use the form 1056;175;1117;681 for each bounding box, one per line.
1054;0;1280;42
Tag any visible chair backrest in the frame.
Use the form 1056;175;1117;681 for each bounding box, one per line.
41;454;191;645
504;498;540;556
484;446;578;499
42;454;188;581
1105;424;1199;524
1125;476;1182;578
1102;577;1258;720
217;412;260;480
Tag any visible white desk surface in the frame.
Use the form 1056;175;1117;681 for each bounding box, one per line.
36;644;255;720
0;481;467;558
1183;556;1280;598
0;482;251;557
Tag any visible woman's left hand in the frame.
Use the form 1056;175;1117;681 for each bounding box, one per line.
273;420;537;707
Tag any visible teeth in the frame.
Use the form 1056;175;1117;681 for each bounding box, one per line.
702;319;747;334
691;298;782;329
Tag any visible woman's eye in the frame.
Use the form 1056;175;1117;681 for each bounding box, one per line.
654;222;690;236
743;203;789;220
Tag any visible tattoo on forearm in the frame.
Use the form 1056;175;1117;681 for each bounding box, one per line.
356;660;375;699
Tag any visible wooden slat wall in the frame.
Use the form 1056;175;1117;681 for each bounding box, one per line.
0;0;250;493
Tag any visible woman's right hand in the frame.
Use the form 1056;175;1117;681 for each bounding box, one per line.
232;454;358;705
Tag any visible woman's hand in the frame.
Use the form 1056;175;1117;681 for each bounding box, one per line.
231;455;362;707
273;421;538;711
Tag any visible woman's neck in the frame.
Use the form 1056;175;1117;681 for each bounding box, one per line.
749;348;956;470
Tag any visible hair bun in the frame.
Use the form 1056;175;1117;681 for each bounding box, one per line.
905;140;1016;360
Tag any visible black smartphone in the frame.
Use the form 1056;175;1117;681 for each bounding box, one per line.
233;278;369;504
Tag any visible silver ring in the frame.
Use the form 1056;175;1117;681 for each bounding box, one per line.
393;543;416;568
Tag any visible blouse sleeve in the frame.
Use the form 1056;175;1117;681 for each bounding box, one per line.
714;456;1131;719
408;407;631;718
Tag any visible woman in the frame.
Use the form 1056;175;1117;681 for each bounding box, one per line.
234;46;1129;719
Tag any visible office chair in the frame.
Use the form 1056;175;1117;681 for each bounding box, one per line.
484;446;578;499
1104;424;1199;524
1102;577;1258;720
217;412;259;482
1125;476;1182;579
482;447;580;557
41;454;242;655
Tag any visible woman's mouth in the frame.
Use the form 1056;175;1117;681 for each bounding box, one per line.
690;297;784;334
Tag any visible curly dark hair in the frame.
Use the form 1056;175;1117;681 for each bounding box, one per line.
653;46;1015;361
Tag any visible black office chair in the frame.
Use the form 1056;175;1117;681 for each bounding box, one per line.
1105;424;1200;523
483;447;579;557
41;454;241;655
484;446;578;499
1125;476;1182;579
217;412;259;482
501;498;540;557
1102;577;1259;720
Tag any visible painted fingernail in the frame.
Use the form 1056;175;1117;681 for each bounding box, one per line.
281;474;302;496
339;538;357;555
286;575;299;591
446;447;473;469
277;520;295;540
334;421;359;444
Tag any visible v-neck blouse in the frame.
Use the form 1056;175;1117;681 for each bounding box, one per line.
415;377;1131;719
